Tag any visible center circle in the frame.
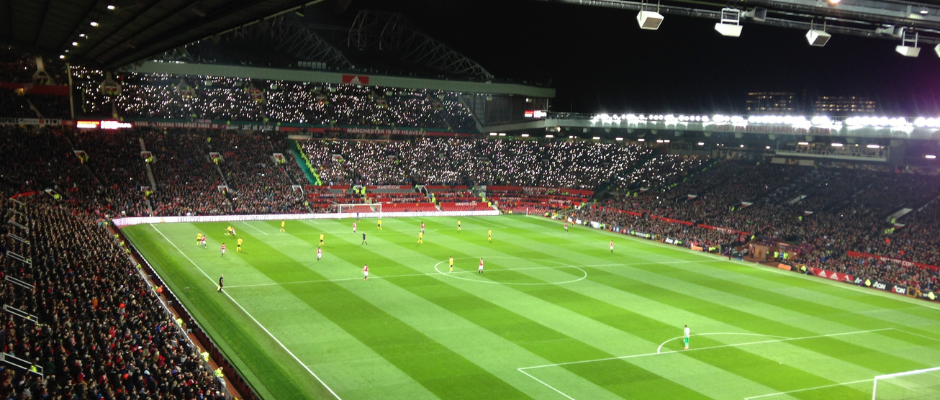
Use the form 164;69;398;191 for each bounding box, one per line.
433;256;587;286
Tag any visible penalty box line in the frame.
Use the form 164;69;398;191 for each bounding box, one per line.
517;328;893;400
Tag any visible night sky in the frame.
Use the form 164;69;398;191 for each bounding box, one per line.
307;0;940;115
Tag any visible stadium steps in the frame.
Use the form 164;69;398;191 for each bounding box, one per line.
456;94;485;133
289;141;320;185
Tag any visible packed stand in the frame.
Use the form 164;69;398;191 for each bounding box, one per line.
0;126;144;217
72;70;478;129
0;198;227;399
213;132;308;214
144;130;233;216
302;139;653;188
69;130;151;217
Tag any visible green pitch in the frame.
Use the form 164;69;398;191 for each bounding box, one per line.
121;215;940;400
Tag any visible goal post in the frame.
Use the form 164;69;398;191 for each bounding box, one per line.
872;366;940;400
335;203;382;218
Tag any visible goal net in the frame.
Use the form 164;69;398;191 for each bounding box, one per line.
335;203;382;218
872;367;940;400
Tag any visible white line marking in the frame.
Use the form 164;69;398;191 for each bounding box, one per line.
656;332;791;354
518;368;576;400
243;221;270;236
743;379;873;399
533;216;940;312
520;328;892;400
893;329;940;343
520;328;892;371
149;224;342;400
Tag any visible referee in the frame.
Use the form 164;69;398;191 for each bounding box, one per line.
218;274;224;293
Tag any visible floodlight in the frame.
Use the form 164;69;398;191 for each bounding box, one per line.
867;144;881;149
896;29;921;57
637;10;664;30
828;0;840;4
90;21;99;27
715;8;743;37
831;143;843;147
58;55;65;59
934;43;940;58
920;7;929;15
545;134;554;138
107;4;116;10
593;136;601;140
806;29;831;47
489;132;497;136
927;155;937;159
698;142;705;146
798;141;809;145
638;138;645;142
615;137;623;141
498;133;506;136
521;134;529;137
72;41;79;46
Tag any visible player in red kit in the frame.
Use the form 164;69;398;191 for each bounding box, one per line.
316;247;322;262
220;243;226;257
363;264;369;281
610;240;614;253
352;222;357;233
420;222;425;234
564;221;568;232
478;258;484;275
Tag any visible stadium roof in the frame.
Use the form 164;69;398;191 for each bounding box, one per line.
1;0;324;69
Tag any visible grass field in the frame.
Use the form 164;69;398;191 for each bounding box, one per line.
121;215;940;400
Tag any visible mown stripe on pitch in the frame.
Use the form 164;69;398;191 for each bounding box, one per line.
411;220;868;397
481;218;937;372
514;216;940;327
319;229;710;400
595;252;940;349
199;222;529;400
127;224;317;400
262;222;623;399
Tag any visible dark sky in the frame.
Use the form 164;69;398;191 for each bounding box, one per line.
308;0;940;115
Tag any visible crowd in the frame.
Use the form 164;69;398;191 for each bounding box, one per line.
0;88;35;118
572;157;940;293
2;124;940;294
0;47;68;84
68;130;151;217
214;133;308;214
72;70;478;129
0;198;227;399
302;139;655;188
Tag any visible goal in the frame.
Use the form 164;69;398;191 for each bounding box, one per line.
872;367;940;400
335;203;382;218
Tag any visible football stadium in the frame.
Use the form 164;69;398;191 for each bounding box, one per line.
3;0;940;399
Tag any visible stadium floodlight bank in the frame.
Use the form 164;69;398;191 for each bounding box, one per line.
872;366;940;399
